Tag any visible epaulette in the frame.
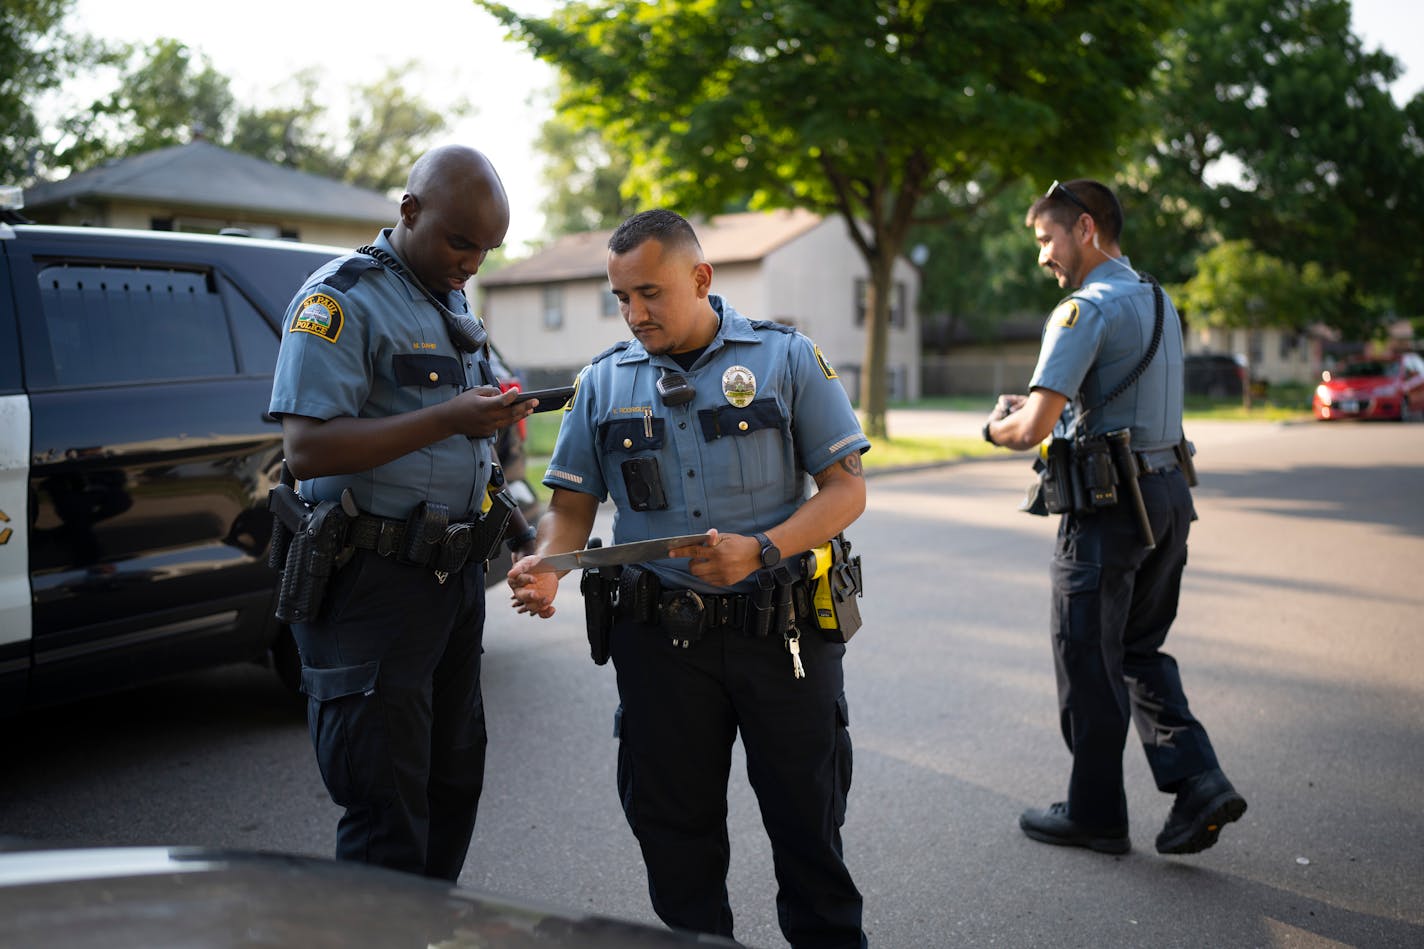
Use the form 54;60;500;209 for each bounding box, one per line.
323;255;381;294
591;340;632;364
748;319;796;334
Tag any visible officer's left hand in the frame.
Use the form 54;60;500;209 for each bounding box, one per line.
669;529;760;587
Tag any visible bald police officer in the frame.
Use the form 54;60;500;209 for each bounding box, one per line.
983;179;1246;857
269;145;535;880
508;210;869;948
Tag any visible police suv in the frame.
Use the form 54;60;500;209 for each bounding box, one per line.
0;187;356;714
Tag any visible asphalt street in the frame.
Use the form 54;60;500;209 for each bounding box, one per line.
4;415;1422;948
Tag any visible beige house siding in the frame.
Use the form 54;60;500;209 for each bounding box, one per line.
1184;325;1323;385
41;198;375;249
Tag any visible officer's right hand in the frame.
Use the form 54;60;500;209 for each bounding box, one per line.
989;393;1027;421
444;386;536;438
507;555;558;618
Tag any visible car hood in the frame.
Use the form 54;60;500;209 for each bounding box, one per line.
0;843;731;948
1322;374;1393;392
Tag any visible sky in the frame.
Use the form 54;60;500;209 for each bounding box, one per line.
65;0;1424;255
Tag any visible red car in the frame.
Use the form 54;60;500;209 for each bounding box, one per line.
1313;353;1424;421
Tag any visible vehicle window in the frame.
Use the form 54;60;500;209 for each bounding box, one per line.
35;262;236;387
1337;360;1390;377
220;277;280;374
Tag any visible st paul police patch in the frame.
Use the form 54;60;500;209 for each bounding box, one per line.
1053;300;1080;328
814;345;838;380
291;293;344;342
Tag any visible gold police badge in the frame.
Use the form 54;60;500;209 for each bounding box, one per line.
722;365;756;407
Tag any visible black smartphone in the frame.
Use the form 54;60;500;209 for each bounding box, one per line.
510;385;576;412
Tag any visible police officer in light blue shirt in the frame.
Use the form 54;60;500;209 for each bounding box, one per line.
509;210;869;948
983;178;1246;859
268;145;535;882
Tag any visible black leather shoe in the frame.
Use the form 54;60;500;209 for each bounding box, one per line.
1156;768;1247;855
1019;802;1131;855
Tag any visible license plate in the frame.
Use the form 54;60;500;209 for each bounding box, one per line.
1338;400;1359;412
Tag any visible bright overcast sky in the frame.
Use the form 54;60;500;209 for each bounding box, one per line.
65;0;1424;254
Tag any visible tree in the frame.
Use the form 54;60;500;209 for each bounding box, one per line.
53;37;236;172
1139;0;1424;336
477;0;1176;436
1171;240;1347;408
534;87;638;236
0;0;118;184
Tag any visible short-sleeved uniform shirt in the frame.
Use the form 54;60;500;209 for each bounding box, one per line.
1028;256;1185;450
269;229;495;520
546;295;869;594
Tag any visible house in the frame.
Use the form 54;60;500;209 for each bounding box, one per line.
478;209;921;402
21;141;395;248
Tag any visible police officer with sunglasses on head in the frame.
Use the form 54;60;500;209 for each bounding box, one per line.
982;178;1247;858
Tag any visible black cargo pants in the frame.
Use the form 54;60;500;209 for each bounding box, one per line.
610;615;866;949
1050;466;1221;828
291;548;488;881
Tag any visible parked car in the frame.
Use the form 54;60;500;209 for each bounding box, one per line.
0;190;537;714
1312;352;1424;421
1183;352;1247;399
0;840;727;948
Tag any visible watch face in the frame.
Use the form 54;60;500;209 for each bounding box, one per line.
760;542;780;567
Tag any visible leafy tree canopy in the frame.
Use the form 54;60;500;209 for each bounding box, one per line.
1139;0;1424;329
478;0;1176;435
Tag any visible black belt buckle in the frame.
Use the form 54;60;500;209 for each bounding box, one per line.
660;589;705;648
432;522;474;580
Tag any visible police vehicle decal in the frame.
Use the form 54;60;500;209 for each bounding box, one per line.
0;393;31;647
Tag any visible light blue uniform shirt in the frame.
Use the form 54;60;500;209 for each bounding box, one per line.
1028;256;1185;450
546;296;869;594
269;229;495;519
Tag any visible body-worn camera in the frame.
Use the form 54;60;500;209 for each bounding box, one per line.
621;456;669;511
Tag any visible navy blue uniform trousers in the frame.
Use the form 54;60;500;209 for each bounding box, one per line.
292;548;488;881
610;616;866;949
1051;466;1220;828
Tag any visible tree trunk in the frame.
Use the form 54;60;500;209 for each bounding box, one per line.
859;255;894;439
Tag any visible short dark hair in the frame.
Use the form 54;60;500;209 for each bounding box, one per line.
608;209;704;257
1026;178;1123;244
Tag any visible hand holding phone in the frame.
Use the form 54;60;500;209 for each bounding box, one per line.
510;385;576;413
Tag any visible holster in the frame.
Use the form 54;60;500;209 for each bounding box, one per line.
578;540;617;665
468;489;518;565
275;499;352;624
810;533;864;643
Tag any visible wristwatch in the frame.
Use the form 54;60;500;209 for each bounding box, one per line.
752;531;781;568
982;421;997;446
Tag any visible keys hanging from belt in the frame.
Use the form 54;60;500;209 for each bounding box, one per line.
784;629;806;680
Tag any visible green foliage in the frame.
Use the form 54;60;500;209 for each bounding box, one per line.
477;0;1176;436
1140;0;1424;331
0;0;118;183
535;83;638;235
1172;239;1348;334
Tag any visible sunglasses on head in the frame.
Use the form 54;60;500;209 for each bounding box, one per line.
1047;180;1094;220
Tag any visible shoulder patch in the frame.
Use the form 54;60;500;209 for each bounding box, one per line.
591;340;632;365
323;255;381;294
1053;300;1080;328
748;319;796;334
814;344;838;380
291;293;344;342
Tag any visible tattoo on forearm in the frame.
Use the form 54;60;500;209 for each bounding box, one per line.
839;453;864;478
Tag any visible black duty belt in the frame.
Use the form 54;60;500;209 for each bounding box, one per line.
1134;447;1181;475
348;513;478;569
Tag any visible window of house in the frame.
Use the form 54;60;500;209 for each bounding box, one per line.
854;278;907;329
34;263;237;387
601;287;620;318
543;285;565;330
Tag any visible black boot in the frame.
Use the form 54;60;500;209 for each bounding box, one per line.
1019;802;1131;855
1156;768;1247;855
